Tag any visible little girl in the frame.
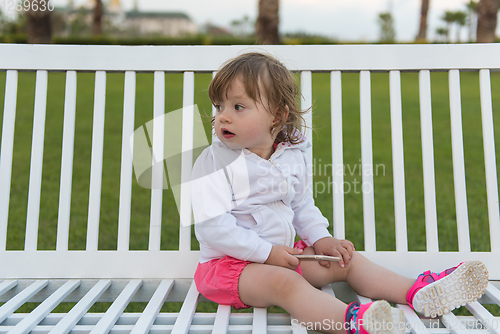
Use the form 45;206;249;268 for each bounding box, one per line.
190;52;489;334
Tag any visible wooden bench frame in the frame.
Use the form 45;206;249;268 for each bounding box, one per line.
0;43;499;334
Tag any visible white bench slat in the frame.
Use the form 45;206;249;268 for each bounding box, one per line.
356;294;371;304
117;71;136;251
8;280;80;334
448;70;471;252
179;71;195;250
48;279;112;334
211;304;231;334
301;71;313;176
149;71;165;251
25;70;49;251
86;71;107;251
0;281;17;297
171;281;199;334
465;302;500;334
252;308;267;334
441;312;475;334
89;279;142;334
130;279;174;334
360;70;376;251
331;71;346;239
390;70;408;252
397;304;431;334
0;70;18;251
0;280;48;323
484;283;500;305
56;70;77;251
418;70;439;252
321;284;336;297
479;69;500;252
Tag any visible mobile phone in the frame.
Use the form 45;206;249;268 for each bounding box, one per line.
294;255;341;262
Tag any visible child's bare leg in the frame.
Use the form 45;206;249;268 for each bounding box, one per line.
300;248;414;304
239;263;347;334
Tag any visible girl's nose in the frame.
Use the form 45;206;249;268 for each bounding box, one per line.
218;108;231;122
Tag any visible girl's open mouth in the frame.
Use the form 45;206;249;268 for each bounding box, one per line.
221;129;235;139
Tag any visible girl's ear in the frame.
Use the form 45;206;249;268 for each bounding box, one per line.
273;105;290;126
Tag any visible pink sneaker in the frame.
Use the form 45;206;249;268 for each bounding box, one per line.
345;300;405;334
407;260;489;318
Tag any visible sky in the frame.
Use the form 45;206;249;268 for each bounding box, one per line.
50;0;500;42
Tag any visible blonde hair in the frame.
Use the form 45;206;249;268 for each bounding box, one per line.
209;52;306;144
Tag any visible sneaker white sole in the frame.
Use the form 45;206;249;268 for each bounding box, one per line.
362;300;405;334
413;260;489;318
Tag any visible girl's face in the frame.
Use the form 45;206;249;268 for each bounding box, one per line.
213;77;277;160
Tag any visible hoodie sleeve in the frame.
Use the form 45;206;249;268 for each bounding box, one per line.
191;146;273;263
290;150;332;246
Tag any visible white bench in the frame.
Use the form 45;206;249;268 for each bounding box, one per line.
0;43;499;334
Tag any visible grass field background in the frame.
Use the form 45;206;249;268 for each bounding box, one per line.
0;70;499;314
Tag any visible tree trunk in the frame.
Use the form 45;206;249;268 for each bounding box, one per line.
27;0;52;44
476;0;499;43
255;0;280;45
416;0;430;41
93;0;103;36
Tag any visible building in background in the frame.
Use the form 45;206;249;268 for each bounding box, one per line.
54;0;198;37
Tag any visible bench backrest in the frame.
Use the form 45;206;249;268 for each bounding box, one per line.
0;44;499;280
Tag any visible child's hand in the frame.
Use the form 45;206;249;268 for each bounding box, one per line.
313;237;355;268
264;245;303;270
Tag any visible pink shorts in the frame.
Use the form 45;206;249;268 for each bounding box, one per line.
194;240;309;309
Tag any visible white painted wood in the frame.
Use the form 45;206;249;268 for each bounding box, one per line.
448;70;470;252
396;304;431;334
441;312;475;334
89;280;142;334
390;71;408;252
86;71;107;251
171;281;199;334
117;71;136;251
56;71;77;251
418;70;439;252
360;71;376;251
48;279;111;334
0;70;18;251
479;70;500;252
50;280;111;334
149;71;165;251
179;71;194;250
484;283;500;305
331;71;345;239
3;44;500;72
252;308;267;334
130;280;174;334
301;71;313;172
212;304;231;334
0;280;48;323
8;280;80;334
0;281;17;297
25;70;48;251
465;302;500;334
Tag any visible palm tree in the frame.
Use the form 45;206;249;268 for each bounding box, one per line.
255;0;280;44
436;27;449;42
93;0;103;36
26;0;52;43
441;11;455;42
454;11;468;42
416;0;430;42
378;12;396;43
466;1;478;42
476;0;499;42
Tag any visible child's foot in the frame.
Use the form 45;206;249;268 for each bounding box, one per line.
345;300;405;334
407;260;489;318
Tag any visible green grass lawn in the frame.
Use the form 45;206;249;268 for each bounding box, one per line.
1;70;499;315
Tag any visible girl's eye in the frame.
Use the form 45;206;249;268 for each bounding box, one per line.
235;104;244;111
214;104;222;111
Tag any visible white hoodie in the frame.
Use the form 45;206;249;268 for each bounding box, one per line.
190;137;332;264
